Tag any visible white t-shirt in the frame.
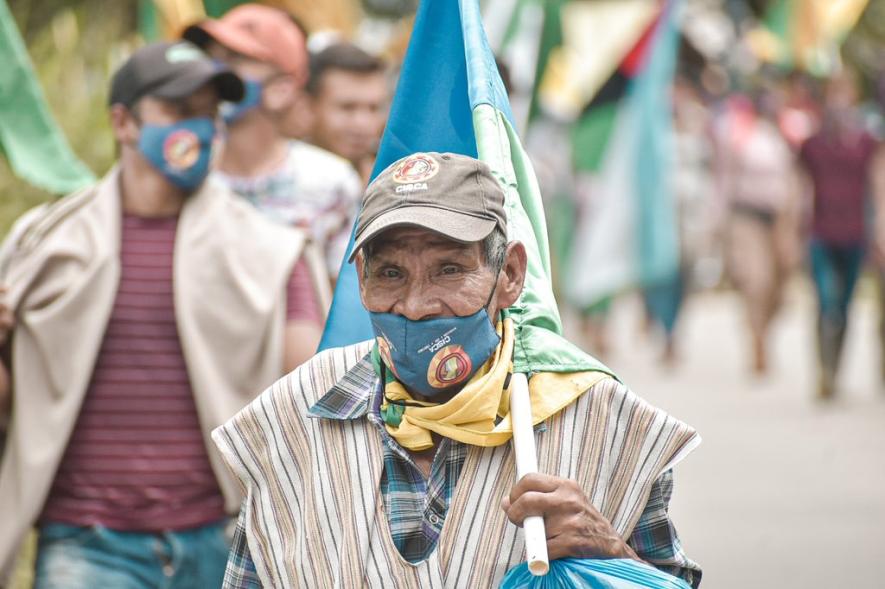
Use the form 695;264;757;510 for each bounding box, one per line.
215;141;363;278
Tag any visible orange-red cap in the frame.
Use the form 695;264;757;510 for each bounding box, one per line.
183;4;307;86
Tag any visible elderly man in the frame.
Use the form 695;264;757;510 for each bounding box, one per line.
0;42;325;587
215;153;702;588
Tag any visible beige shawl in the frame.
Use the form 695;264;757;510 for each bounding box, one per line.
0;168;317;580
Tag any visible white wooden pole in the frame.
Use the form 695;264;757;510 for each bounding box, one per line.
509;371;550;576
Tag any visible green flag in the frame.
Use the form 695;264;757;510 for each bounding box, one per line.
0;0;95;194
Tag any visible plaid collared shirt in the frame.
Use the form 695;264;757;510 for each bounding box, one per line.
222;357;702;588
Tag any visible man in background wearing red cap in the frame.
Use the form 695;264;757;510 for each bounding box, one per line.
184;4;363;284
0;41;326;587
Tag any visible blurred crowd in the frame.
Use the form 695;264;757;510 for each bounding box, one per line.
568;66;884;401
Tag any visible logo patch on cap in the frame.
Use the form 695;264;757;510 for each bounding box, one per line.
427;345;473;389
163;129;201;171
166;43;204;63
392;153;439;184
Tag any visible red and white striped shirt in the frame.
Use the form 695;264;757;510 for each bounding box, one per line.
40;214;320;531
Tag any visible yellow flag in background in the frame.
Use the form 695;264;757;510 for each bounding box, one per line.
747;0;869;74
149;0;363;40
538;0;658;120
154;0;205;38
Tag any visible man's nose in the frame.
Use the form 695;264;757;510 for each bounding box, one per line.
393;280;443;321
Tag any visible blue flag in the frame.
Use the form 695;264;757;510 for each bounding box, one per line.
319;0;513;351
319;0;608;381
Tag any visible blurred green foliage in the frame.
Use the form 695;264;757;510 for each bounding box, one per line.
0;0;138;237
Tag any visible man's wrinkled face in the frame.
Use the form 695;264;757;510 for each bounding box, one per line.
310;69;388;163
357;227;498;321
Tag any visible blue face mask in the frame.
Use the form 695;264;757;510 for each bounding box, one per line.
220;78;263;126
370;293;501;398
138;117;216;191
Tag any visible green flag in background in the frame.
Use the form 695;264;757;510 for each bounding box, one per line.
0;0;95;194
749;0;870;75
534;0;683;310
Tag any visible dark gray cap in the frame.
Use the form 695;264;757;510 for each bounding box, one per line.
109;41;244;109
349;152;507;262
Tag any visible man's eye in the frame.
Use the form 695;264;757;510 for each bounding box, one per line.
380;267;401;279
440;265;461;275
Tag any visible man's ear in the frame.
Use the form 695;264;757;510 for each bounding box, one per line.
354;250;369;306
109;104;140;146
495;241;527;311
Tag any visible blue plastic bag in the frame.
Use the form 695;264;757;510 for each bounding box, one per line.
500;558;693;588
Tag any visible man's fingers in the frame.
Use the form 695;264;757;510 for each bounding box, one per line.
503;489;561;526
507;473;562;506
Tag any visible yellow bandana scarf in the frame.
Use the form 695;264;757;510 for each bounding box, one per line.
377;317;609;451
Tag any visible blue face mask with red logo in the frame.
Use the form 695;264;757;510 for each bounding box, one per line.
369;288;501;399
138;117;216;191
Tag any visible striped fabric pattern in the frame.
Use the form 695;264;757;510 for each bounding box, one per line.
377;434;468;563
41;215;226;531
213;342;699;587
312;356;471;563
40;215;321;532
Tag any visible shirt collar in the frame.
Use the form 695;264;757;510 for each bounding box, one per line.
307;353;380;420
307;352;549;434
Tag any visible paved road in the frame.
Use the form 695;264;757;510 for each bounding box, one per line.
563;280;885;589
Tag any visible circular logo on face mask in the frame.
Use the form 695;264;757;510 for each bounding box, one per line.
163;129;201;171
377;336;399;378
427;345;473;389
392;154;439;183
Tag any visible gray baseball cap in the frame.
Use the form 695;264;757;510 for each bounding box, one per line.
109;41;244;109
349;152;507;262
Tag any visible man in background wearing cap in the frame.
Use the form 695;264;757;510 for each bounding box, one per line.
306;42;391;186
0;41;326;587
213;152;702;587
184;4;363;284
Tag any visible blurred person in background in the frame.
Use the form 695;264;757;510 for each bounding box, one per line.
0;42;325;587
184;4;362;285
306;42;390;186
644;76;718;365
778;72;822;151
279;15;315;142
799;69;883;399
716;90;800;375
